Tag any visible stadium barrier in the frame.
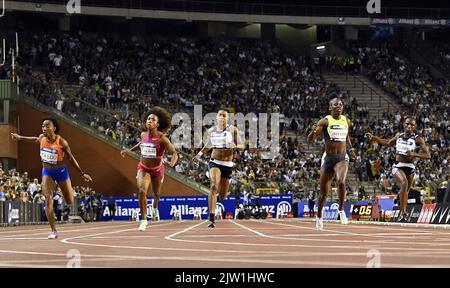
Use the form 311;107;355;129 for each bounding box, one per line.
298;198;447;225
101;194;293;221
430;204;450;224
0;202;3;223
0;201;80;226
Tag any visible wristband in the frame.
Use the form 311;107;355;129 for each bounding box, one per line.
197;151;203;157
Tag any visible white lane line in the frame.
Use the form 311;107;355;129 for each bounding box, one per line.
60;221;270;254
296;218;450;231
61;221;181;242
165;221;206;240
90;236;157;239
1;248;450;268
229;220;450;251
163;220;440;252
255;220;450;245
0;223;134;239
0;237;55;241
0;227;54;235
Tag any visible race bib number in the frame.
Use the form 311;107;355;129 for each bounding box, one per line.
328;125;348;142
40;148;58;164
211;132;233;148
396;143;410;155
140;144;157;158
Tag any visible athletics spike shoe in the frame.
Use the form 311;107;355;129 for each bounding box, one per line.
339;210;348;225
152;207;160;221
398;213;409;223
315;217;323;231
139;220;148;231
207;221;216;228
48;230;58;239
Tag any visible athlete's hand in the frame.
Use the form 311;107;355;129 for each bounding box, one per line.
406;150;416;158
120;149;130;158
349;149;357;161
192;154;201;163
365;133;374;141
163;159;176;168
11;133;21;141
81;173;93;182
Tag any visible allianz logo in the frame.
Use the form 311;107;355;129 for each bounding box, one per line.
170;205;208;215
277;201;292;213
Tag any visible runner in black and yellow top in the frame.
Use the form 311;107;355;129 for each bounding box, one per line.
366;117;430;222
192;110;243;228
307;98;356;231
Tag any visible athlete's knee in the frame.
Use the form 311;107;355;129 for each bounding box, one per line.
217;192;227;201
210;183;218;194
45;199;53;207
336;179;346;188
398;177;408;187
138;188;147;196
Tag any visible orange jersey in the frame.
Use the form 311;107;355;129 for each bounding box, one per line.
40;135;64;164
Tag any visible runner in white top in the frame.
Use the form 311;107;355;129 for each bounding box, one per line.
193;110;244;228
366;117;430;222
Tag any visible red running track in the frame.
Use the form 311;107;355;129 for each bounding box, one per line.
1;218;450;268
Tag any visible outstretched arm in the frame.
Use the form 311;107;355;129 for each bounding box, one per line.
233;126;245;151
60;138;92;182
407;137;431;159
365;132;399;147
11;133;42;143
161;135;178;168
120;142;141;157
192;128;212;162
307;118;327;142
346;118;357;161
120;132;143;157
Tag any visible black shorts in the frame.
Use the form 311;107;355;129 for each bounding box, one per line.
208;161;233;179
392;163;415;178
321;153;349;173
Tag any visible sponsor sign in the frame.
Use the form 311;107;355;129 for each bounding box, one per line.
3;201;20;224
371;18;450;26
430;204;450;224
101;194;292;221
417;204;436;224
389;206;401;222
297;201;353;218
389;204;424;223
405;205;423;223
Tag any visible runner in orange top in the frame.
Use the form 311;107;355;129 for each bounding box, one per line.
11;116;92;239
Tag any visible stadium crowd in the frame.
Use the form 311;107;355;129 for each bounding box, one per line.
0;162;102;220
4;32;448;200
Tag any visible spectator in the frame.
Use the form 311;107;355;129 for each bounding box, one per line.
107;196;117;221
308;192;316;217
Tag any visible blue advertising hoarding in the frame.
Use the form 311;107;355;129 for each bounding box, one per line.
102;194;293;221
297;201;353;219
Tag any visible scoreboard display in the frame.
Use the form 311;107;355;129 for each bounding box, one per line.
351;204;373;220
